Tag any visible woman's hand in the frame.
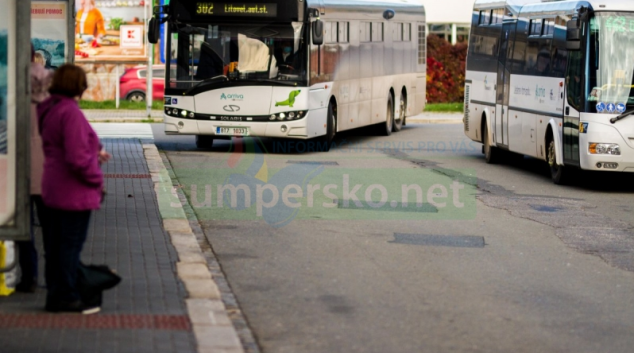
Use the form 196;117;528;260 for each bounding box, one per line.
98;149;112;164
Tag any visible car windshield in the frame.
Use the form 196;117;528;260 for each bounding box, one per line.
587;12;634;113
168;22;306;90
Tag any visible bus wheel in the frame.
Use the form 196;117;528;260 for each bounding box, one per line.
318;103;336;152
483;121;500;164
547;138;568;184
379;94;394;136
393;92;405;132
195;135;214;149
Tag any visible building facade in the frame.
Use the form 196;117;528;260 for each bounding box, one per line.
421;0;473;45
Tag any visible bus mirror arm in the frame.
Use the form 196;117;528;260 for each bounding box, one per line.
312;19;324;45
566;19;581;51
148;5;171;44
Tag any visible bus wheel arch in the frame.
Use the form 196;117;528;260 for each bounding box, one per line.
482;112;500;163
393;87;407;131
318;97;337;152
379;90;395;136
545;123;569;184
480;111;489;144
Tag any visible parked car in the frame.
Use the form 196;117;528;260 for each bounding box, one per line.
119;65;165;102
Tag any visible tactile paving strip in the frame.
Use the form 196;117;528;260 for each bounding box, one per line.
0;314;191;330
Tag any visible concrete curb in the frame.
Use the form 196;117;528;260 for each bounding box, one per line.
87;118;164;123
142;142;245;353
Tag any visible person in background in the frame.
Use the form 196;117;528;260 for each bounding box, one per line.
75;0;106;42
15;45;53;293
37;64;111;314
33;52;46;67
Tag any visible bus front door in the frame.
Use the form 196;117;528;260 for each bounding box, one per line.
563;51;582;167
495;23;514;147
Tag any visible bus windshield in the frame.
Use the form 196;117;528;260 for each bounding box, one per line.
168;22;307;90
587;12;634;113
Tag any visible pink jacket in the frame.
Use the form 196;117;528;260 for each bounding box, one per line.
30;62;52;195
37;95;103;210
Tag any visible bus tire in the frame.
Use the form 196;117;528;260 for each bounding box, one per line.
317;102;336;152
393;91;406;132
483;121;500;164
547;137;569;185
379;94;394;136
195;135;214;149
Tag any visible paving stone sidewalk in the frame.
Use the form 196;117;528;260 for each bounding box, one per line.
0;139;197;353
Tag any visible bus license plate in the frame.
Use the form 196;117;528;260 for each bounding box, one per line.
216;127;249;136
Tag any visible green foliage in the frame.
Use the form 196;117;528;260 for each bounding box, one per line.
79;99;164;110
426;35;467;103
108;18;125;31
424;103;464;112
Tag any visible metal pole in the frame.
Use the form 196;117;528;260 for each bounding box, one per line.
146;0;154;117
115;65;120;109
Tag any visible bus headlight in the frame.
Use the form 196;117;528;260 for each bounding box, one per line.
589;143;620;155
181;110;188;117
270;111;307;121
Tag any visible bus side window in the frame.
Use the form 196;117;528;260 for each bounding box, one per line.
511;18;529;74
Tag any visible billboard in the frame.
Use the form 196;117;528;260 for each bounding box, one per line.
0;0;29;241
31;1;68;70
0;0;16;223
74;0;150;62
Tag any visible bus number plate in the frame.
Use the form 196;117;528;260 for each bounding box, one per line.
216;127;249;136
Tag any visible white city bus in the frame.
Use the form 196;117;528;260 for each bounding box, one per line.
148;0;426;151
464;0;634;183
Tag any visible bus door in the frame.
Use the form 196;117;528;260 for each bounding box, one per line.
414;22;427;113
563;51;582;166
495;22;514;147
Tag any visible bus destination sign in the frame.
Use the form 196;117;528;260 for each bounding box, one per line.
196;3;277;17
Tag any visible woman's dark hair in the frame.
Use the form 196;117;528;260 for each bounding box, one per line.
49;64;88;98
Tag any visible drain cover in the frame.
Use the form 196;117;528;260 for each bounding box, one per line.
390;233;485;248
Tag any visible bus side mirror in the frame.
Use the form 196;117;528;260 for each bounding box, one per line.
148;17;160;44
312;20;324;45
566;19;580;51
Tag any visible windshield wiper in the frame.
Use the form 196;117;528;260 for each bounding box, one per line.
610;108;634;124
185;75;229;95
249;78;298;86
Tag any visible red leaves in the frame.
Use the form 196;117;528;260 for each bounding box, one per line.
426;35;467;103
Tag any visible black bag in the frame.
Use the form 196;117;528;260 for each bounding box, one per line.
77;263;122;306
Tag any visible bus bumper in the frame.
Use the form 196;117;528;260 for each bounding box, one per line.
579;121;634;172
164;109;327;140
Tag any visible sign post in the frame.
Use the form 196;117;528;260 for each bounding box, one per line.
146;0;155;117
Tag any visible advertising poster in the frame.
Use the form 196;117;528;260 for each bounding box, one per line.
0;0;16;222
31;1;68;70
74;0;149;61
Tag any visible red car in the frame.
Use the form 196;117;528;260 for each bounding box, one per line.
119;65;165;102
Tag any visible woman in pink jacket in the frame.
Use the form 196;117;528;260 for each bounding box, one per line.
37;64;110;314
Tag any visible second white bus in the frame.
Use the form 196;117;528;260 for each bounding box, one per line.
465;0;634;183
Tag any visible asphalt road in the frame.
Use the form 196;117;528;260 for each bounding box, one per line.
152;123;634;353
